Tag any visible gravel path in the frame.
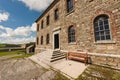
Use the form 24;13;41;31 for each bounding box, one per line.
0;58;57;80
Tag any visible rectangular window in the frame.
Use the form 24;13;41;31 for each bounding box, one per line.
37;24;39;31
41;20;43;29
46;15;50;25
41;36;43;45
67;0;74;13
46;34;50;44
54;9;59;20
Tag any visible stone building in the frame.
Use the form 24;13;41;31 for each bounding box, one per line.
35;0;120;69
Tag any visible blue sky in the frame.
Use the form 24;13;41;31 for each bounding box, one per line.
0;0;53;44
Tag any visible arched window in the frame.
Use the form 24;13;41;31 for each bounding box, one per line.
94;15;111;41
46;34;50;44
68;26;76;43
41;36;43;45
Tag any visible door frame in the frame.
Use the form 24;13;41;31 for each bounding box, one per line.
53;30;60;50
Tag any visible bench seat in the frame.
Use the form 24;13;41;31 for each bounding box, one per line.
67;52;88;65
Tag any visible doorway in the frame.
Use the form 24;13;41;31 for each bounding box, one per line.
54;34;59;49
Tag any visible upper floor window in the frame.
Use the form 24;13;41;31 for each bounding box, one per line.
37;24;39;31
54;8;59;20
41;20;44;29
68;26;76;43
94;15;111;41
46;15;50;25
41;36;43;45
46;34;50;44
67;0;74;13
36;37;39;45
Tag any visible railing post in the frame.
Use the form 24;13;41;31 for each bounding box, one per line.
9;48;11;51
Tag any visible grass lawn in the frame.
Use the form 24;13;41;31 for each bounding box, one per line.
0;44;6;48
0;50;33;59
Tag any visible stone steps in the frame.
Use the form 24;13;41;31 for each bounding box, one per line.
29;50;53;69
50;50;66;62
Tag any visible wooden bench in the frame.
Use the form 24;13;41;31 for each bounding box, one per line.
67;52;88;65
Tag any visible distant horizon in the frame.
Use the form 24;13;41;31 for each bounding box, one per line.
0;42;35;45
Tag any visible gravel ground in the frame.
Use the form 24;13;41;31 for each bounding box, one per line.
0;57;68;80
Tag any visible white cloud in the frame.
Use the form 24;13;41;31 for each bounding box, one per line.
18;0;53;12
0;36;35;44
0;23;36;37
31;23;36;31
0;12;9;22
0;23;36;44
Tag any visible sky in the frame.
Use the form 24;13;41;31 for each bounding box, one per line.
0;0;53;44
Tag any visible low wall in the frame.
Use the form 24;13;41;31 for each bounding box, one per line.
35;48;47;53
88;53;120;70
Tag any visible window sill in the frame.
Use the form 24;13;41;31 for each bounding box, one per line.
55;19;58;21
94;40;116;44
66;10;74;16
68;42;76;45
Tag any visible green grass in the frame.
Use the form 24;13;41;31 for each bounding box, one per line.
0;50;33;59
0;50;24;56
0;44;21;48
11;53;33;59
0;44;6;48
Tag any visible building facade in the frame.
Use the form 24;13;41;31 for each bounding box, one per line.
35;0;120;69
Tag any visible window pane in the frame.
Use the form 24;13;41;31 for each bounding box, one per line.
100;31;104;36
95;32;99;36
106;35;111;40
100;25;104;30
104;19;108;24
94;22;98;27
96;36;100;40
95;27;99;31
105;24;109;29
101;36;105;40
105;30;110;35
99;20;103;26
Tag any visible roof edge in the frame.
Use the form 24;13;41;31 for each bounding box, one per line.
35;0;60;23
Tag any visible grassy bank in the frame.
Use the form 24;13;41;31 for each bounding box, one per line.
0;50;33;58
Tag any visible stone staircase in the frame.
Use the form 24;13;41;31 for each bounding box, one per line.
29;50;67;69
50;50;66;62
29;49;53;69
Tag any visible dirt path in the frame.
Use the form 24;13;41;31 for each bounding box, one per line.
0;57;69;80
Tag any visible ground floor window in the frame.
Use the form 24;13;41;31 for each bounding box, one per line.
68;25;76;43
46;34;50;44
94;14;111;41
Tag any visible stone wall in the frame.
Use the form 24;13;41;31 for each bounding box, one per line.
35;0;120;68
35;48;46;53
88;53;120;69
36;0;120;54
